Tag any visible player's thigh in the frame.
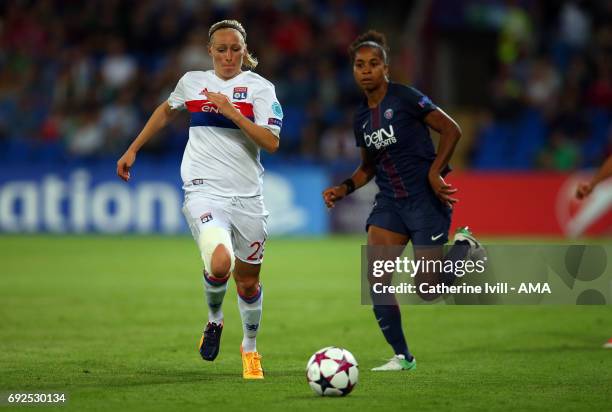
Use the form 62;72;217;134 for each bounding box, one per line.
230;197;268;266
366;224;409;284
366;197;410;245
182;193;232;259
367;225;410;246
406;196;450;292
403;193;451;247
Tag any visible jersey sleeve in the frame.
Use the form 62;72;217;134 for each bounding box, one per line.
167;74;188;111
253;84;283;137
403;86;437;119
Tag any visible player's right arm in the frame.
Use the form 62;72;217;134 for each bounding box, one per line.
116;102;179;182
322;148;376;208
576;154;612;199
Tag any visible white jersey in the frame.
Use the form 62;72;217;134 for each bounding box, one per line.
167;70;283;197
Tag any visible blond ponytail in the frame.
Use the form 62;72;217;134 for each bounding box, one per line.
243;51;258;70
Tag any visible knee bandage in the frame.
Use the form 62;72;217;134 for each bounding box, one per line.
197;226;235;275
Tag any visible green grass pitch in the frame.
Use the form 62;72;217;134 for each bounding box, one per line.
1;235;611;411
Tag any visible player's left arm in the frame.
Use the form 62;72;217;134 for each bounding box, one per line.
204;91;279;153
424;108;462;207
323;148;376;209
576;154;612;199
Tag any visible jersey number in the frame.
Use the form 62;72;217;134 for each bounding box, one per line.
247;240;266;261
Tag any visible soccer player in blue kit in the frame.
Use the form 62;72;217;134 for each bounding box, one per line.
323;30;484;371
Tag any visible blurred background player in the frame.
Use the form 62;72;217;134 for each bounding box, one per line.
575;154;612;348
322;30;484;371
116;19;283;379
567;154;612;238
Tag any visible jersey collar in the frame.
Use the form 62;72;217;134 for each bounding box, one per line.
211;70;249;84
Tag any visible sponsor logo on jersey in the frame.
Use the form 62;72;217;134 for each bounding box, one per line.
268;118;282;127
199;101;242;113
271;101;283;117
233;86;248;100
418;95;433;108
384;108;393;119
186;99;254;128
200;212;213;224
364;125;397;150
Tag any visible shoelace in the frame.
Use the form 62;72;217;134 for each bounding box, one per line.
247;353;263;372
204;323;220;341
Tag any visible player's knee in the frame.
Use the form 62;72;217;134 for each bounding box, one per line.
416;288;439;302
414;272;442;301
197;227;235;277
234;267;260;296
236;277;259;296
210;244;231;278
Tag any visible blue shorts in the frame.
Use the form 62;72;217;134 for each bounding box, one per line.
366;191;452;246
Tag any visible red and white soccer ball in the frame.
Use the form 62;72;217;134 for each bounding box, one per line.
306;347;359;396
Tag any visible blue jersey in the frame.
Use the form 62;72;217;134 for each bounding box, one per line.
354;83;447;199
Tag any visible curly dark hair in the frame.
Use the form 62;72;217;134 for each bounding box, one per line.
348;30;389;64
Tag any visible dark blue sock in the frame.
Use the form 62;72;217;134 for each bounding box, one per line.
440;240;470;286
372;304;413;361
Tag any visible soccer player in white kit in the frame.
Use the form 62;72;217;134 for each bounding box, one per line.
116;20;282;379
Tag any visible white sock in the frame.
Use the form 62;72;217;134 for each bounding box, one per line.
203;270;229;324
238;284;263;352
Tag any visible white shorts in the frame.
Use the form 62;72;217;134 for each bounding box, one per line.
182;191;269;265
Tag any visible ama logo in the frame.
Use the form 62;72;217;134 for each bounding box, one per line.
364;125;397;150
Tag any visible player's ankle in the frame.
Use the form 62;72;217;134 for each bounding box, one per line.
242;338;256;352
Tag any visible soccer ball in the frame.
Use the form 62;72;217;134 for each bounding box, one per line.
306;347;359;396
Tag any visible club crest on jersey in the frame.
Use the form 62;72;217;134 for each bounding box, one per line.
418;95;433;108
384;108;394;120
233;87;248;100
200;212;213;224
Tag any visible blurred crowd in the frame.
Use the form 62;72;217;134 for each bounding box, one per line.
0;0;368;165
0;0;610;170
465;0;612;170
